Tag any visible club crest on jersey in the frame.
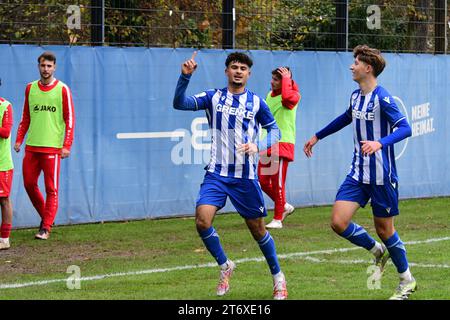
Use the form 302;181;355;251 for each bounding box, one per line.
216;103;255;120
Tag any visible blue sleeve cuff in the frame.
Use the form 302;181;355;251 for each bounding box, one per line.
379;118;412;147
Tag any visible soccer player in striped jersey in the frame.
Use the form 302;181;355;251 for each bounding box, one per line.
304;45;416;300
14;51;75;240
0;96;14;249
173;51;288;300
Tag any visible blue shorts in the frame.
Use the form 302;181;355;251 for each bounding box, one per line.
335;175;399;217
196;172;267;219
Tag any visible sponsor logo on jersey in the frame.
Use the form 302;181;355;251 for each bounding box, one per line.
352;109;375;121
33;105;57;113
216;104;254;120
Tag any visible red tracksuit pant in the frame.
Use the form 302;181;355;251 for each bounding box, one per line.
258;157;289;221
22;151;61;231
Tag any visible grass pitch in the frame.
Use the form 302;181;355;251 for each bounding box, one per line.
0;197;449;300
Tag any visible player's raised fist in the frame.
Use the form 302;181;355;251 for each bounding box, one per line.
182;51;198;75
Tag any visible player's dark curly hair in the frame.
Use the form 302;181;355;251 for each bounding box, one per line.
225;52;253;68
353;45;386;77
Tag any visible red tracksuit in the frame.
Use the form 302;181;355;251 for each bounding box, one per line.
15;80;75;231
0;100;13;238
258;77;300;221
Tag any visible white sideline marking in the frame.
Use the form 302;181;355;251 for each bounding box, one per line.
116;131;186;139
300;257;450;269
1;236;449;290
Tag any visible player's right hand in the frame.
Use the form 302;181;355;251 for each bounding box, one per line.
181;51;198;75
303;135;318;158
277;67;291;79
14;143;21;153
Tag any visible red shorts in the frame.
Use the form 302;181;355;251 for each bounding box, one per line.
0;169;13;197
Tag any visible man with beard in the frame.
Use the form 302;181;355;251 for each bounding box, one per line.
15;51;75;240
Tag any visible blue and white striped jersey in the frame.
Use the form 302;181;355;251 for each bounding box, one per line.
347;86;406;185
193;88;276;179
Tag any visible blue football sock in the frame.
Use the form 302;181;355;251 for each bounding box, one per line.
383;231;409;273
339;222;376;250
258;232;281;275
198;227;227;266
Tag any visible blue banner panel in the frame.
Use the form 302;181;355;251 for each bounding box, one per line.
0;45;447;228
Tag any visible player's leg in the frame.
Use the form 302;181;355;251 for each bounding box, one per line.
271;159;285;222
22;151;45;222
371;183;416;300
279;158;295;221
38;153;61;239
257;158;276;201
260;159;284;228
0;197;12;249
196;204;227;267
230;178;287;300
245;217;287;299
195;172;232;296
0;169;13;249
332;177;381;253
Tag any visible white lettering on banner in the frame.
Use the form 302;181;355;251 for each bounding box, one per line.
410;103;435;137
171;118;211;165
191;117;211;150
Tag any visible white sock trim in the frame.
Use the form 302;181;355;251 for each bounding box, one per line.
220;260;230;270
273;271;285;282
399;268;412;282
370;242;383;256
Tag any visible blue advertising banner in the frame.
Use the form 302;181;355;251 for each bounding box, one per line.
0;45;446;227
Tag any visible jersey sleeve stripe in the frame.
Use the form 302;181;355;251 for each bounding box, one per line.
192;96;199;111
391;116;406;128
261;120;276;128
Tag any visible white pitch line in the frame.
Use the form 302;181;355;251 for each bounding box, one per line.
299;257;450;269
116;131;186;139
0;236;449;290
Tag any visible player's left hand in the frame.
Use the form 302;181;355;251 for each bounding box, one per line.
360;140;382;156
61;148;71;159
237;143;258;155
